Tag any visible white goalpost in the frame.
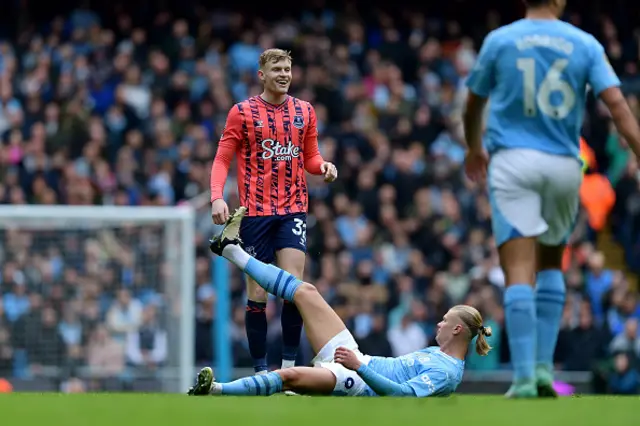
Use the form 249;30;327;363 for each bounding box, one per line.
0;205;195;393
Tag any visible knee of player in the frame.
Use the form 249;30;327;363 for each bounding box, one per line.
294;281;318;299
278;367;302;384
247;286;268;303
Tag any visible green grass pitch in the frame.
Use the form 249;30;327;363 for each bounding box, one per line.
0;394;637;426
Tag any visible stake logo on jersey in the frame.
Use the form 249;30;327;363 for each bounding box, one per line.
260;139;301;161
210;95;324;217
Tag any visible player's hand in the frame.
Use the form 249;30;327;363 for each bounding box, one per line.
320;162;338;182
334;346;362;371
464;149;489;183
211;199;230;225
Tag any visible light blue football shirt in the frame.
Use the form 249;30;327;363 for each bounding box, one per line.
364;347;465;397
466;19;621;158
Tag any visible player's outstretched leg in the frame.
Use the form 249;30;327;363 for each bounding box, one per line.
209;207;347;354
187;366;336;396
534;244;566;398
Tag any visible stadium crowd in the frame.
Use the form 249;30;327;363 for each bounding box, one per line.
0;1;639;394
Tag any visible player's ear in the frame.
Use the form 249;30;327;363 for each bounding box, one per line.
452;324;463;336
257;69;265;82
551;0;565;12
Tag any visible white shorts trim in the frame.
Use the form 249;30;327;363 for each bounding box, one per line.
312;329;372;396
489;149;581;246
311;329;360;365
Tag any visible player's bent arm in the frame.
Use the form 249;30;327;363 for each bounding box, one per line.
600;87;640;158
463;92;489;152
356;364;417;397
210;106;243;202
302;104;325;175
463;31;499;151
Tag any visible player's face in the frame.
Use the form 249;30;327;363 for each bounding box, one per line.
259;59;292;95
435;311;463;346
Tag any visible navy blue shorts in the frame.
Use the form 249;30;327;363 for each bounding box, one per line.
239;213;307;264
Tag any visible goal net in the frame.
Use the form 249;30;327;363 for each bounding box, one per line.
0;205;195;393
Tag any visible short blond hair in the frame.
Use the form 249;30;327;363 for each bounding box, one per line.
259;49;292;69
450;305;493;356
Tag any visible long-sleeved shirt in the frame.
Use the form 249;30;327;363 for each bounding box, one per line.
210;95;325;216
356;347;465;397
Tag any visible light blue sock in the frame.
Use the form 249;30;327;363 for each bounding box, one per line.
504;284;536;383
245;257;301;302
535;270;566;370
221;371;284;396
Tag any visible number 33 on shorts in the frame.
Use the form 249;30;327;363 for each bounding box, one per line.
292;218;306;246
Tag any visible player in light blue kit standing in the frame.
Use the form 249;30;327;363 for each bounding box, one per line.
463;0;640;398
187;207;493;398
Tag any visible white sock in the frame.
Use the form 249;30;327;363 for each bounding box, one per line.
221;244;250;269
281;360;295;369
210;382;223;395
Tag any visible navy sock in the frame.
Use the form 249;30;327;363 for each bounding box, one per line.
281;300;303;363
504;284;536;382
245;300;268;373
536;269;566;370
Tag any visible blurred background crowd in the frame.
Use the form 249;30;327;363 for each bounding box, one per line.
0;0;639;394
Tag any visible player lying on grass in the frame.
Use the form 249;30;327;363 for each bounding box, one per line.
188;207;492;397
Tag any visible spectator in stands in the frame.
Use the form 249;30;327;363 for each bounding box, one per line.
60;377;87;393
86;325;125;379
357;313;393;358
585;252;615;323
580;164;616;242
3;282;29;323
0;326;13;377
25;307;66;375
58;305;83;349
608;352;639;395
125;305;167;373
609;318;640;365
558;301;611;372
106;289;143;342
387;314;427;357
607;291;640;336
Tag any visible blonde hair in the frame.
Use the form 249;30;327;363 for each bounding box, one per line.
259;49;292;69
450;305;493;356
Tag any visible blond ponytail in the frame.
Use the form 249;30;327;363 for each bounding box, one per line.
475;326;492;356
450;305;493;356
